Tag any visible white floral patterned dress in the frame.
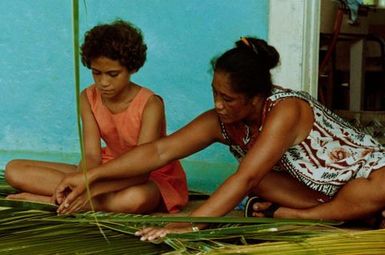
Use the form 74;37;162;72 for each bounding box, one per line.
220;87;385;196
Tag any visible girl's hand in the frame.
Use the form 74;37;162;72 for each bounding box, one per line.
57;190;90;214
54;172;88;214
135;223;199;242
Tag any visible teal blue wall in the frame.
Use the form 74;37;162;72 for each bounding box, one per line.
0;0;268;192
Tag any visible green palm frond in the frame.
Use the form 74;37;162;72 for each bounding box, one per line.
0;178;17;197
204;229;385;255
0;198;56;212
0;205;171;255
1;189;385;254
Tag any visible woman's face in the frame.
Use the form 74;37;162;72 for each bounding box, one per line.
212;71;258;124
90;56;132;99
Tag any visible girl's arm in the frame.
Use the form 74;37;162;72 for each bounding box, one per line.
51;90;102;208
78;90;102;170
55;109;223;209
137;95;165;145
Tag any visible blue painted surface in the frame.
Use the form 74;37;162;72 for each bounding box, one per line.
0;0;268;191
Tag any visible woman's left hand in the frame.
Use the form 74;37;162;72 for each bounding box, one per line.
135;223;198;242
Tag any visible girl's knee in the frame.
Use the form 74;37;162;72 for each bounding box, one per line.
119;193;159;213
4;160;22;185
99;187;161;214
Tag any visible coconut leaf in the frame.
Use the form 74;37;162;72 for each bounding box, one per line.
0;173;17;196
1;192;385;254
0;198;57;212
204;228;385;255
70;211;342;225
0;208;172;255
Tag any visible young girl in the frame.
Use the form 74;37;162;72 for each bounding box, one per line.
54;37;385;238
5;20;188;214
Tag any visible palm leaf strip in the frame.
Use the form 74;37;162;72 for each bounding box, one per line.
204;228;385;255
0;208;171;255
1;194;385;254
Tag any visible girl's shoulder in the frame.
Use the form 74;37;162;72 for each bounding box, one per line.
83;84;99;105
130;86;159;109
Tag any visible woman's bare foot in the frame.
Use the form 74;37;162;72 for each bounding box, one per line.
252;201;275;217
245;197;280;218
6;192;52;204
361;210;385;229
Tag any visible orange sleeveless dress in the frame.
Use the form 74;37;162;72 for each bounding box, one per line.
85;85;188;213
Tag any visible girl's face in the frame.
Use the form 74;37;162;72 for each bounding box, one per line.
90;57;132;99
212;71;260;124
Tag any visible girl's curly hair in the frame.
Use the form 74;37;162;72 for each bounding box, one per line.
81;19;147;72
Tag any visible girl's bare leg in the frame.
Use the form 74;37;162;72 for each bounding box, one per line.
68;180;162;214
6;193;53;203
5;159;78;202
5;159;163;213
92;181;162;213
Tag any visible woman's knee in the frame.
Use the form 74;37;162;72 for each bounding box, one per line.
368;168;385;200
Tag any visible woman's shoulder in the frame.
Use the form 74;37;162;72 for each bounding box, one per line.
270;86;305;99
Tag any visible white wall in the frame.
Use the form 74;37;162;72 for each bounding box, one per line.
268;0;320;97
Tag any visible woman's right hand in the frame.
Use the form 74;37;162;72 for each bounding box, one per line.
135;222;201;242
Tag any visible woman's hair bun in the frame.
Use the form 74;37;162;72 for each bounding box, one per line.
237;37;280;70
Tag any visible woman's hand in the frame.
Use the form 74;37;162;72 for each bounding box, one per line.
135;223;199;242
54;172;89;214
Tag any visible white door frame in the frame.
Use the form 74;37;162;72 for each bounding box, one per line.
268;0;320;97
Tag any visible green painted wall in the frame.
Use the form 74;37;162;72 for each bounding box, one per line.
0;0;268;192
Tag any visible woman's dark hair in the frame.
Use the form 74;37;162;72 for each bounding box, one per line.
81;19;147;72
212;37;279;98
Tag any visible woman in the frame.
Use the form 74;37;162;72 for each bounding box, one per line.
5;20;188;214
55;37;385;240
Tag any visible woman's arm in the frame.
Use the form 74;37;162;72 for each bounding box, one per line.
55;109;223;209
191;98;312;218
138;98;313;240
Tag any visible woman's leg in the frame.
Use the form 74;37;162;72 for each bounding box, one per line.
275;167;385;223
5;159;77;202
250;170;329;209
